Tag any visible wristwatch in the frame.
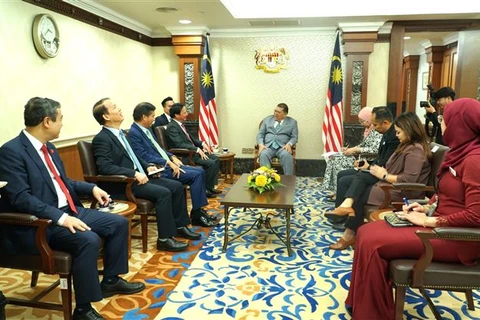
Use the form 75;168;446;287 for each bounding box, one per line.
382;173;388;181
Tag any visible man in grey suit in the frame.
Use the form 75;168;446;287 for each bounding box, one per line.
257;103;298;175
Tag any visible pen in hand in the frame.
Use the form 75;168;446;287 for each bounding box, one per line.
403;197;410;206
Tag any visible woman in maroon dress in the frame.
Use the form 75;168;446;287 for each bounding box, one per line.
346;98;480;319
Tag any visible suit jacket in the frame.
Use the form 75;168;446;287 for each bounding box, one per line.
166;120;203;151
370;124;400;168
154;114;170;128
0;131;95;252
257;115;298;147
92;127;153;197
368;143;430;205
92;127;149;178
128;122;173;166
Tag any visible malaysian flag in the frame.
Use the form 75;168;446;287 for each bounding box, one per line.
322;31;344;152
198;36;218;146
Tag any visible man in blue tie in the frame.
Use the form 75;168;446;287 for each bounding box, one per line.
257;103;298;175
91;98;201;252
128;102;218;227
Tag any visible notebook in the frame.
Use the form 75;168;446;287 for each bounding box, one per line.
384;212;414;227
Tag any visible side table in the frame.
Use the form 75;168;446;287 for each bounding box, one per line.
0;181;6;320
109;200;137;257
87;200;137;257
369;208;395;222
216;152;236;184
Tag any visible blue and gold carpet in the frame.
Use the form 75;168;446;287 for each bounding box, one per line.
155;177;480;320
1;177;479;319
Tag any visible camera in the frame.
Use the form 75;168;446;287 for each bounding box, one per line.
420;84;436;108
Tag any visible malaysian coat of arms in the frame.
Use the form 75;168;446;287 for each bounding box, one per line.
254;47;289;73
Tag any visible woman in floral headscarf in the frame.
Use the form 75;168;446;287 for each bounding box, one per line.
345;98;480;320
320;107;382;197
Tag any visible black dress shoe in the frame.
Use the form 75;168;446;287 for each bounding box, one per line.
73;308;104;320
101;278;146;298
157;238;188;252
209;188;222;194
206;191;216;198
0;293;6;320
192;214;219;227
326;215;348;224
177;226;201;240
199;209;220;222
345;304;353;316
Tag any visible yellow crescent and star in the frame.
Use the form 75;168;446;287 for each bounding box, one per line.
201;54;214;88
331;55;342;84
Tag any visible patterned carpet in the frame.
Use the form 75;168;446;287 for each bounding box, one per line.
1;176;479;319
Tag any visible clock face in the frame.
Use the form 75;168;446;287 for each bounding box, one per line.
33;14;60;58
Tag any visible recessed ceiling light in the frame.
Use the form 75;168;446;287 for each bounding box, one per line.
156;7;179;13
179;19;192;24
404;36;411;40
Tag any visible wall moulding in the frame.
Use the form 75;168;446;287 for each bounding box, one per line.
22;0;173;46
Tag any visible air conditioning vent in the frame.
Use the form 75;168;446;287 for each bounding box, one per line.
274;20;300;26
249;20;300;27
249;20;275;27
155;7;179;13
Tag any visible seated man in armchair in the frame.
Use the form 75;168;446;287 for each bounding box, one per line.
257;103;298;175
0;97;145;320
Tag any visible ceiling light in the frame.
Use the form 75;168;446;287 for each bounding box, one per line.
179;20;192;24
404;36;411;40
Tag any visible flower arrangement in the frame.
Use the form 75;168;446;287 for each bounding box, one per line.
247;166;283;194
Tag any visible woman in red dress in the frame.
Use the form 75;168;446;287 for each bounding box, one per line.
345;98;480;319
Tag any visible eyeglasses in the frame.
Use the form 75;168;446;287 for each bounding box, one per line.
358;119;368;125
438;115;444;123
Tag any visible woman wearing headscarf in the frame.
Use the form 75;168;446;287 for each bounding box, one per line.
345;98;480;319
321;107;382;196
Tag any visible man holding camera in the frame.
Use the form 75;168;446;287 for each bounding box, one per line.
423;86;455;145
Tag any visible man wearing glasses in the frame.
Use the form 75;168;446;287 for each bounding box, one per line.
257;103;298;175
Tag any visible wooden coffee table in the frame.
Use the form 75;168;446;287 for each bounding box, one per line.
221;174;296;256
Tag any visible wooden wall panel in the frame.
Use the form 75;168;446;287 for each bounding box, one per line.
456;30;480;98
58;145;84;181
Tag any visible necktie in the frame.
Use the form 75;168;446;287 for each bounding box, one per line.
145;129;169;161
119;131;146;175
180;123;194;144
40;145;77;214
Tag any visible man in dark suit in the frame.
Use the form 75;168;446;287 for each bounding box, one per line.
257;103;298;175
424;86;455;145
128;102;218;227
153;96;174;129
91;98;201;252
0;97;145;320
166;103;221;195
325;106;400;229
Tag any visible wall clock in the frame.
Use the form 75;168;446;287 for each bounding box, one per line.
32;14;60;58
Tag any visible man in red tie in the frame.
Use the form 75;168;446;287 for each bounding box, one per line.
166;103;221;195
0;97;145;320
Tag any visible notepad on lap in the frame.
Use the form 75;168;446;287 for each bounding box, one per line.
384;212;414;227
148;167;165;175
